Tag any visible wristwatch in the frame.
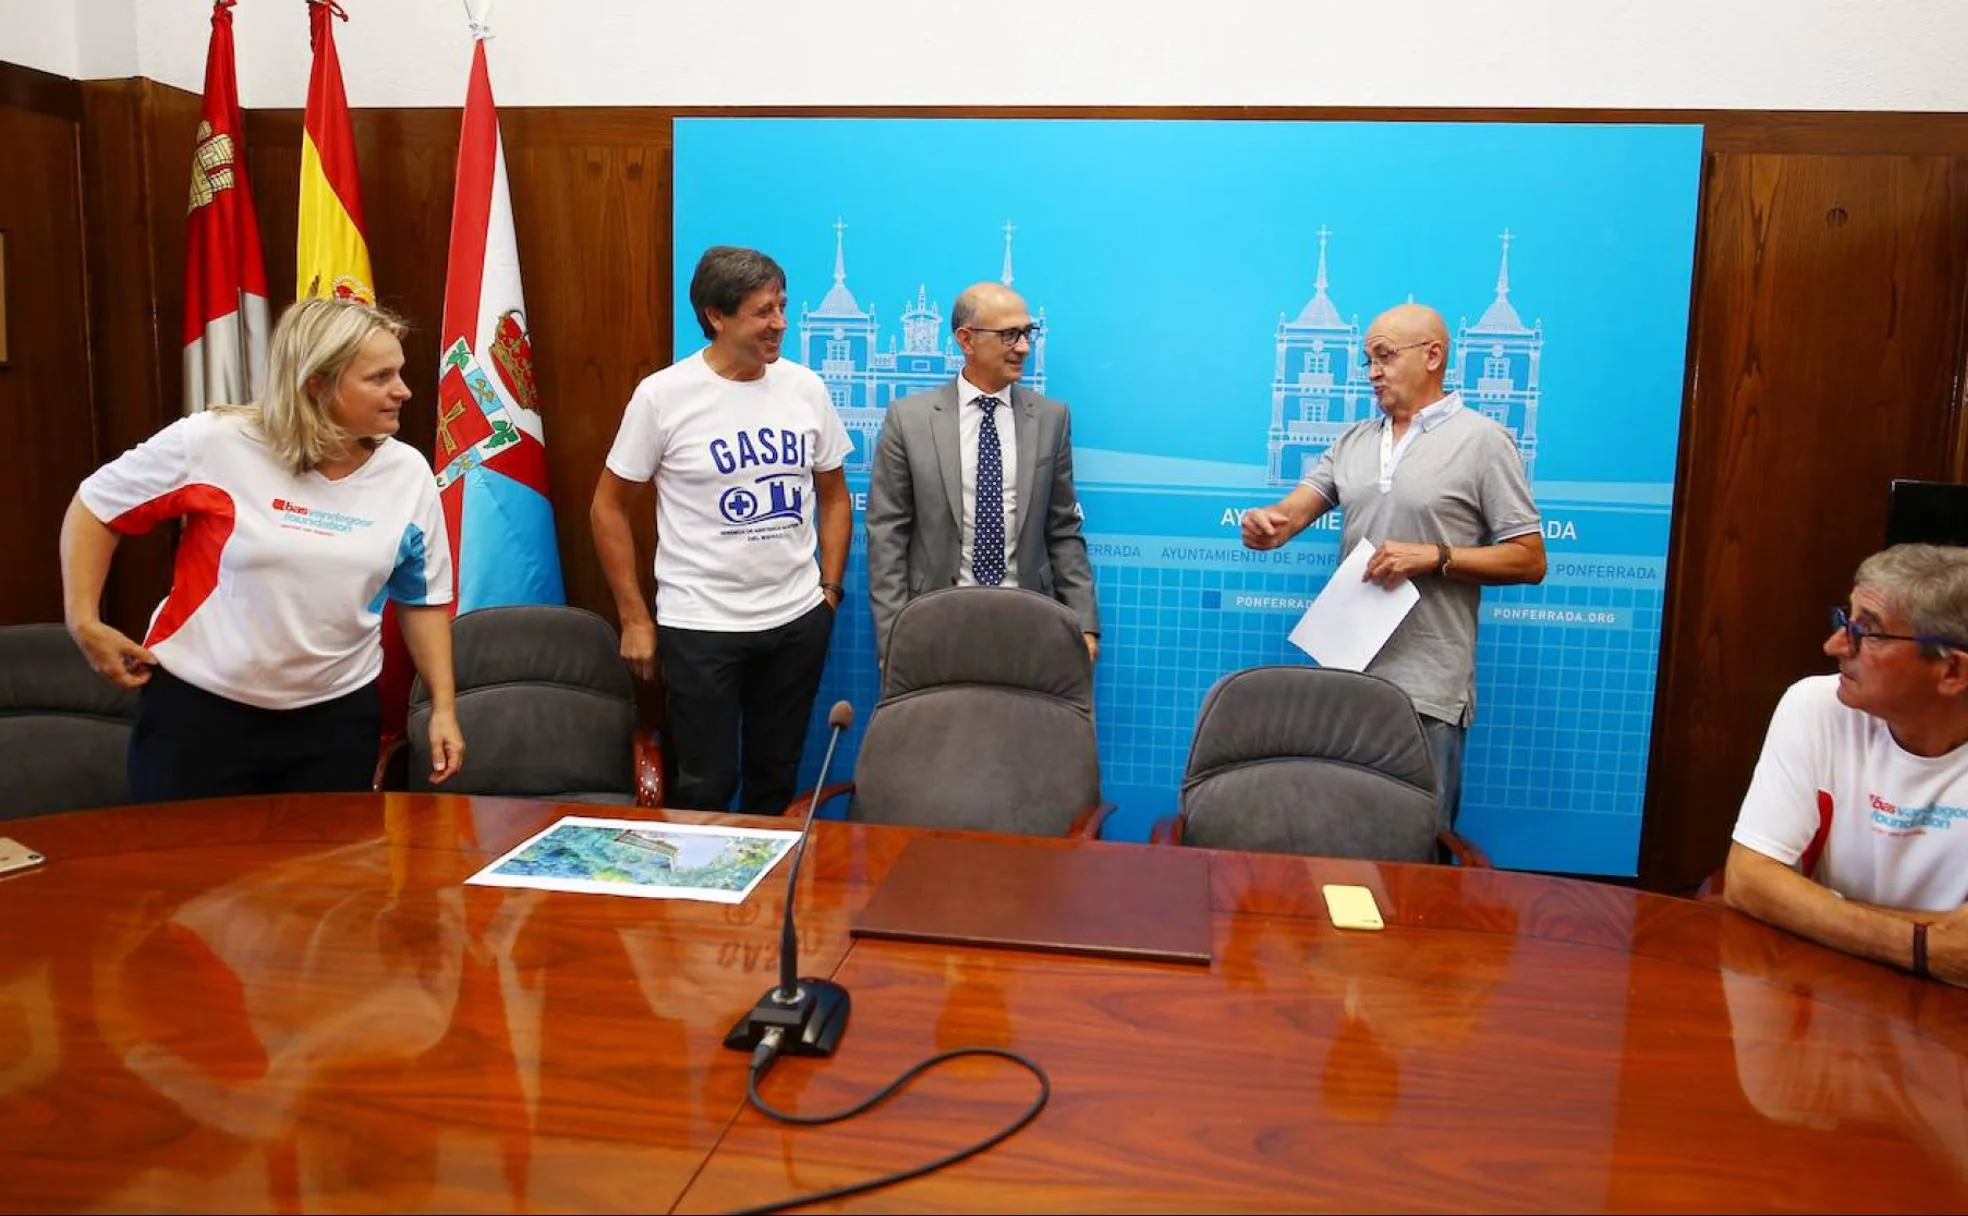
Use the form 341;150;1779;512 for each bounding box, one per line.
820;581;845;603
1435;543;1453;578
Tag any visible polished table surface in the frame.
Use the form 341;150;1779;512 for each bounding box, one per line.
1;793;1964;1213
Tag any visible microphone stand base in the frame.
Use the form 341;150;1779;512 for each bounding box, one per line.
722;979;851;1059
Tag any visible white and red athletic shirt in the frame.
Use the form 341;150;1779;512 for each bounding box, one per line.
79;411;453;710
1732;674;1968;912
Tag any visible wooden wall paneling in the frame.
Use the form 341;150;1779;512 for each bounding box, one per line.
1951;160;1968;485
499;110;672;729
352;107;459;468
501;109;673;627
240;109;300;306
1640;152;1968;894
77;78;201;637
0;67;93;626
137;79;203;426
0;60;80;121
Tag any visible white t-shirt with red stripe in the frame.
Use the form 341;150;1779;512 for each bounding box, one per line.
79;411;452;710
1732;674;1968;912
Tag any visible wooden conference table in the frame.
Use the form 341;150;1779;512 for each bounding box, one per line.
0;793;1963;1214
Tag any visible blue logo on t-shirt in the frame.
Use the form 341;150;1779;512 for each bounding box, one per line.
719;473;805;525
711;427;809;527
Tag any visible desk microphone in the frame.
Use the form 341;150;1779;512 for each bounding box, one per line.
724;699;854;1071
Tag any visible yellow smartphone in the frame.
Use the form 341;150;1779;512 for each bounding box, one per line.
1321;883;1384;931
0;837;46;877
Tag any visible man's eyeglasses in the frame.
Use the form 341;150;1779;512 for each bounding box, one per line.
965;323;1044;346
1830;606;1967;654
1360;339;1432;370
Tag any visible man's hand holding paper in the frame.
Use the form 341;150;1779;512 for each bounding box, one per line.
1288;538;1421;671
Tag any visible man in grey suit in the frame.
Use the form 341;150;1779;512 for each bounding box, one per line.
866;281;1100;666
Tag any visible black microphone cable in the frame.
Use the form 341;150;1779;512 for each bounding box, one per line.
724;1040;1051;1215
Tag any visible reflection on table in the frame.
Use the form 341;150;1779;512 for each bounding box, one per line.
1;793;1964;1214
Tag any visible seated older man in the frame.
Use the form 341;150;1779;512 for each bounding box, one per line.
1724;544;1968;988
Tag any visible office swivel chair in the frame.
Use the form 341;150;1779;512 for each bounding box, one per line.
792;586;1111;837
1153;665;1488;866
0;623;141;818
403;604;662;805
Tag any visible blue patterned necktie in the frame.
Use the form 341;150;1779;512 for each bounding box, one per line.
973;395;1006;586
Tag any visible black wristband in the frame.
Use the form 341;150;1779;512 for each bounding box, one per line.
1913;921;1932;980
819;581;844;600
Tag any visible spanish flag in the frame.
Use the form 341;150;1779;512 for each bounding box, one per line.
297;0;372;304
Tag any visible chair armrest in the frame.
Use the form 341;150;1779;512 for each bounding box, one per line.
1148;814;1184;845
1068;801;1117;839
633;729;665;808
783;781;855;820
1437;828;1492;869
372;731;407;793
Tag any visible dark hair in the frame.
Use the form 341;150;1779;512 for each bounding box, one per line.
688;246;786;340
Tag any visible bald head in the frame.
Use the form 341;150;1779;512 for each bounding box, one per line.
952;282;1034;393
1363;302;1450;420
951;282;1025;333
1366;303;1449;348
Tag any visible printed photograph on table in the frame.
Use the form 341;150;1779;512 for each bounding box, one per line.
675;117;1703;876
466;816;799;903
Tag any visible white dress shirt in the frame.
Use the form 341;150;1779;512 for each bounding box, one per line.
955;374;1019;587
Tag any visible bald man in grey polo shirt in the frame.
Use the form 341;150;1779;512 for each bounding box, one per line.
1241;303;1546;829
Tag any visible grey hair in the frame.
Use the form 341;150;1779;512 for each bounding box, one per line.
1854;543;1968;657
950;287;982;333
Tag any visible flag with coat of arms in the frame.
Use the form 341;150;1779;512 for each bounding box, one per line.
182;0;268;415
433;24;564;611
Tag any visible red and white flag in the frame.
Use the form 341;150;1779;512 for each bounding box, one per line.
182;0;269;414
434;30;565;612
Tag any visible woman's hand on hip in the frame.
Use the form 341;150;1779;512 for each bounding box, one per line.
69;620;156;689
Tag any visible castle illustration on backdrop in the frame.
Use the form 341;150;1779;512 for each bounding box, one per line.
797;220;1046;473
798;221;1540;485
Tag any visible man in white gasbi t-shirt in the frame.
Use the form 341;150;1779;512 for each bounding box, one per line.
590;246;851;813
1725;544;1968;989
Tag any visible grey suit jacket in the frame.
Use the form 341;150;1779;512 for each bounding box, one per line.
865;380;1099;660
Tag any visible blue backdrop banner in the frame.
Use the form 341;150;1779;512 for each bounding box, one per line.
674;117;1703;875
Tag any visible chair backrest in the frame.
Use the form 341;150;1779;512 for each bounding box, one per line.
0;623;139;818
1179;665;1439;862
409;605;637;799
851;586;1099;836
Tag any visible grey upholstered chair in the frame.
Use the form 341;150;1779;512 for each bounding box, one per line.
795;586;1110;837
0;623;140;819
405;605;661;805
1153;665;1488;866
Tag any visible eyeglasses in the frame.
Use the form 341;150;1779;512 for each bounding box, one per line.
1830;606;1967;654
1360;339;1432;370
964;323;1044;346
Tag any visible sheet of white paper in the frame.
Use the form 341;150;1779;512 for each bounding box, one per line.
1287;539;1421;671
